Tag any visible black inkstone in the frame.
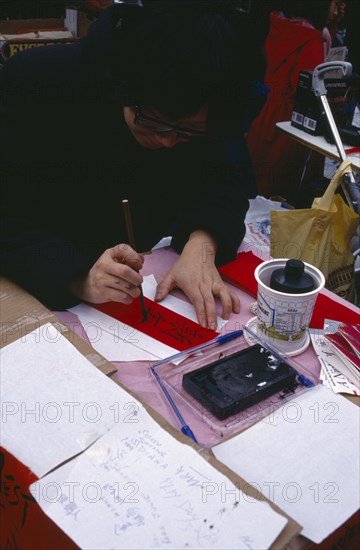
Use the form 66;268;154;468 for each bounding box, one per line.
182;344;297;420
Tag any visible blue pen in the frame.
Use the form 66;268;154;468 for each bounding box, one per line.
150;329;243;443
151;368;198;443
152;329;244;369
243;325;314;387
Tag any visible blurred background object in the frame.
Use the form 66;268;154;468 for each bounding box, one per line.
0;1;112;20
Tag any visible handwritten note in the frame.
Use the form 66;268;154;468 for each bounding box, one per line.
31;413;287;549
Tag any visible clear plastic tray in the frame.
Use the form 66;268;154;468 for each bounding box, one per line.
151;331;319;447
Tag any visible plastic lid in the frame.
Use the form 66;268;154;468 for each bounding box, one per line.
270;259;315;294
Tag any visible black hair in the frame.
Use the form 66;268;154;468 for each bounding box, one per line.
111;0;263;135
278;0;331;30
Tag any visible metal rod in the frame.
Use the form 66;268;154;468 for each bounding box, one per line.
319;95;360;213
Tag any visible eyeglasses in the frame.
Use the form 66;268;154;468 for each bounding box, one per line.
133;105;209;139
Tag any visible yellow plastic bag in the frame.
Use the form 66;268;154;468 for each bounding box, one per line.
270;160;359;302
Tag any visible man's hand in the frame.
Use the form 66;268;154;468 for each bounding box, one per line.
155;231;240;330
69;243;144;304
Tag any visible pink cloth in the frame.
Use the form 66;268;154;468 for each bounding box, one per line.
55;247;358;447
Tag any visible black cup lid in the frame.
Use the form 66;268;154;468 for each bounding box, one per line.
270;259;315;294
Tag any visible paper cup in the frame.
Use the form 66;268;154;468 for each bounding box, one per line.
254;259;325;355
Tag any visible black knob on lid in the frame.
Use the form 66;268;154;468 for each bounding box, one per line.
270;259;315;294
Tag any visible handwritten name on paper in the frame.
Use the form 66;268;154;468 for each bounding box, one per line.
31;413;287;549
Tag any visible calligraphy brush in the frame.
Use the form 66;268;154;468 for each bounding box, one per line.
122;199;148;321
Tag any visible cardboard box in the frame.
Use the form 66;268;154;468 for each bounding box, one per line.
291;70;359;144
291;70;321;134
0;9;91;68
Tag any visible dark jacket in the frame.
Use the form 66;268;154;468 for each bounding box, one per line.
0;6;252;309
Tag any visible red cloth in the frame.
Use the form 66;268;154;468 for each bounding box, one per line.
246;12;325;198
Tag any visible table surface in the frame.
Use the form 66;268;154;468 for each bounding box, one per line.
277;121;360;171
55;248;360;548
2;247;360;549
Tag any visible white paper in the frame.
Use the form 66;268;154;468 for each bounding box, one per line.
142;275;227;331
0;323;144;477
352;104;360;129
320;360;360;395
324;46;348;78
69;303;177;362
151;236;172;250
310;331;360;395
30;413;287;550
213;385;360;544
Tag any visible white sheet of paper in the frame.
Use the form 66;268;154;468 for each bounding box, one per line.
68;303;177;362
320;360;360;395
31;412;287;550
151;236;172;250
0;323;144;477
310;331;360;395
213;384;360;544
78;328;160;362
142;275;227;331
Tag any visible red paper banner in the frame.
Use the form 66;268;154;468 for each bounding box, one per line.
0;448;78;550
92;296;218;352
309;293;360;329
219;251;262;297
